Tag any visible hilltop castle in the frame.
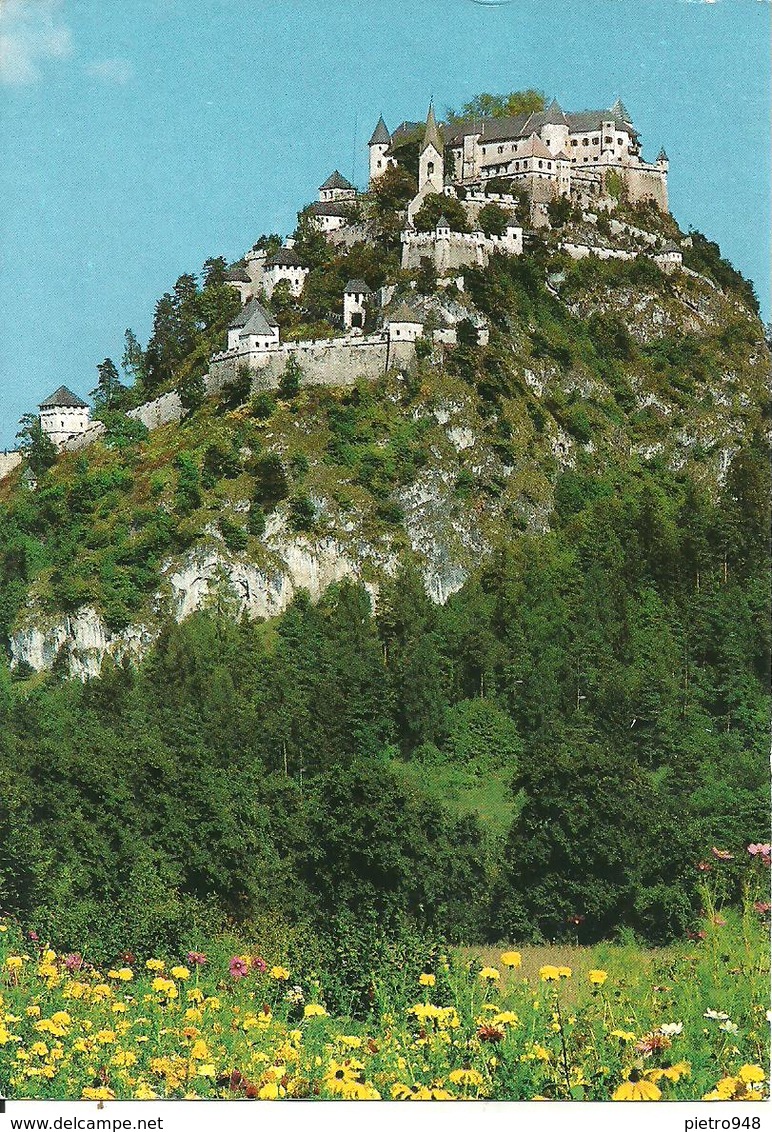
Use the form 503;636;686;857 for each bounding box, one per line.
369;97;669;215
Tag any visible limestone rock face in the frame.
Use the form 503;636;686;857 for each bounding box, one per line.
10;608;152;681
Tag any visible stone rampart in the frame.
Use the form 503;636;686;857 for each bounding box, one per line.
0;451;22;480
127;390;184;429
210;335;416;394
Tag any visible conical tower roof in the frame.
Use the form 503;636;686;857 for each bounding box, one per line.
420;101;443;154
611;98;632;123
436;215;450;229
368;115;391;146
657;147;669;162
542;98;568;125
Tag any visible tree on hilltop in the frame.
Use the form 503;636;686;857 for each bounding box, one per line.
90;357;125;410
16;415;57;479
413;193;468;233
447;90;547;122
477;202;511;237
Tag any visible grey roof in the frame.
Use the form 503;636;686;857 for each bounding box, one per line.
344;279;372;294
421;102;444;154
306;200;353;217
319;170;355;191
224;264;251;282
386;120;422;154
436;215;451;228
565;109;639;138
611;98;632;123
228;298;278;332
389;301;423;324
39;385;89;409
265;248;306;268
368;115;391;146
659;241;681;255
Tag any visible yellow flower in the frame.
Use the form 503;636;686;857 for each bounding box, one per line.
739;1065;766;1084
270;966;290;980
613;1078;662;1101
492;1011;519;1026
95;1030;116;1044
418;973;435;987
189;1040;209;1060
134;1083;157;1100
449;1068;484;1088
197;1064;216;1078
558;966;572;978
4;957;23;972
170;966;190;980
610;1029;637;1042
500;951;522;968
479;967;500;982
303;1003;328;1018
25;1006;41;1018
539;965;561;981
145;958;165;971
258;1081;283;1099
112;1050;138;1068
81;1087;115;1101
588;969;608;986
30;1041;49;1057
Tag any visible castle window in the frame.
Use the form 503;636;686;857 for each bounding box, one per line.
427;161;435;174
582;138;589;146
593;137;599;145
604;136;612;144
571;139;577;146
538;160;543;168
498;145;503;154
617;137;624;145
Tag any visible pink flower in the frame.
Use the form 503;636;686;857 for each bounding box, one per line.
229;956;249;979
251;956;267;973
754;901;771;915
696;861;713;872
748;843;771;859
687;929;707;942
28;930;39;941
187;951;207;967
64;953;83;972
711;915;727;926
710;847;733;861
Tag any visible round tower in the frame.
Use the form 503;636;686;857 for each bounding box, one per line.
368;115;391;186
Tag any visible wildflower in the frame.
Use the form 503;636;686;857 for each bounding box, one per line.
477;1024;505;1043
747;843;771;859
703;1076;765;1101
754;901;771;915
539;964;570;980
449;1068;484;1087
613;1077;662;1101
270;966;290;981
189;1039;209;1060
711;915;726;926
696;861;712;872
4;957;23;972
500;951;522;968
419;973;435;987
659;1022;683;1037
145;959;165;972
588;969;608;986
229;957;249;979
636;1032;671;1055
738;1065;766;1084
718;1020;739;1035
710;847;733;860
704;1009;729;1020
479;966;500;982
134;1083;158;1100
251;955;268;973
112;967;133;982
258;1081;283;1099
170;966;190;980
186;952;207;967
95;1030;116;1044
285;985;304;1004
303;1003;327;1018
63;953;83;972
491;1011;519;1026
28;931;39;942
81;1087;115;1101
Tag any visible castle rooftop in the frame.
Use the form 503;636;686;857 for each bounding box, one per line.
39;386;89;409
228;298;278;333
318;170;355;192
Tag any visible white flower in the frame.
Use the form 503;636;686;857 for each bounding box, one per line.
719;1020;739;1034
659;1022;683;1037
766;1009;772;1025
704;1009;730;1021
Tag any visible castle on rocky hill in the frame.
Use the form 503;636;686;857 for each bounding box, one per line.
369;97;669;215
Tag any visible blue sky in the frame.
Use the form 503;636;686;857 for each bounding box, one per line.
0;0;769;448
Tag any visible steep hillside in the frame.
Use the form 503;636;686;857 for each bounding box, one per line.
1;223;767;677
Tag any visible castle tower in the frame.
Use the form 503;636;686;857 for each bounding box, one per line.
540;98;570;157
418;102;444;195
368;115;391;186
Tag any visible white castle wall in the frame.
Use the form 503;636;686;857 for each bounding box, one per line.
0;452;22;480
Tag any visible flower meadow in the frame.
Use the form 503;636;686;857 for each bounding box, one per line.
0;901;768;1103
